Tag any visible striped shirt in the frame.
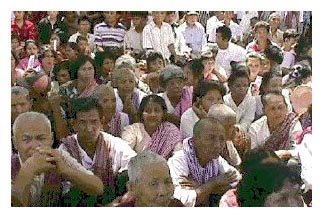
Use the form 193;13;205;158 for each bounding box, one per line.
142;21;175;59
94;22;127;48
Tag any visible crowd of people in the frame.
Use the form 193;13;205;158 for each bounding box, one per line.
11;11;312;207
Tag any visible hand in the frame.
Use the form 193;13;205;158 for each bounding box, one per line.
192;102;207;119
36;148;69;175
123;95;136;115
214;171;238;188
25;148;56;176
48;93;62;110
232;129;251;154
179;175;199;189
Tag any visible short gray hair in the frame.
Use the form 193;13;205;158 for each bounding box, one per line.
128;151;167;184
11;86;30;100
113;67;136;82
12;111;51;139
193;117;222;138
92;84;115;100
207;104;236;125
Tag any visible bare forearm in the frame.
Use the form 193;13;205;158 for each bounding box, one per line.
62;167;104;196
52;108;70;140
166;113;180;128
12;166;35;206
168;44;177;57
213;69;228;83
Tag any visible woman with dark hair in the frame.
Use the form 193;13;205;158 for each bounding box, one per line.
38;45;56;80
121;94;182;159
94;50;119;85
58;55;98;131
52;60;71;86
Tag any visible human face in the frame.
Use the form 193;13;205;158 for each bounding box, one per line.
223;11;234;20
75;109;102;143
65;45;78;61
186;14;198;26
148;58;164;73
264;179;304;207
14;11;24;20
11;93;32;123
261;57;271;75
77;40;89;53
247;57;262;81
56;69;70;85
269;15;281;29
47;11;59;20
152;11;166;24
77;61;95;82
202;58;215;74
97;90;116;119
264;76;282;93
201;89;223;112
255;27;269;43
103;11;118;25
102;58;115;76
132;16;145;28
229;77;249;100
194;122;226;165
11;38;20;50
216;33;227;49
26;42;38;56
142;101;164;131
116;71;136;95
79;20;91;34
165;78;184;98
13;117;53;162
264;94;287;128
132;162;174;207
42;50;55;70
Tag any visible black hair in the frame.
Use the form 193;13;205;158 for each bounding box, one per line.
193;80;226;103
77;15;92;25
52;60;71;80
283;29;299;41
130;11;148;18
71;97;101;119
71;55;97;80
259;72;282;95
76;35;88;43
254;21;270;33
261;91;286;107
146;52;164;64
216;25;232;42
137;94;167;123
264;45;283;65
188;58;204;80
227;63;250;87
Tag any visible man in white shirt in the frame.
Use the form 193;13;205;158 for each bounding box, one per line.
214;26;246;76
142;11;178;62
11;111;104;206
168;118;241;207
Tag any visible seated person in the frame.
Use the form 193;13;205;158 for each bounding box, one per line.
180;80;225;140
223;64;256;132
248;92;302;161
168;118;241;207
122;95;182;160
219;148;305;207
107;151;184;207
58;97;137;206
92;84;129;137
11;111;103;206
159;64;191;127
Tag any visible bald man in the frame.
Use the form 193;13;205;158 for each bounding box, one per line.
208;104;252;165
11;112;104;206
168;117;241;206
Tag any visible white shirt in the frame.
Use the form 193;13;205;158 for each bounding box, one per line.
281;49;296;69
158;92;175;114
168;149;241;207
180;108;199;140
248;115;303;150
238;11;259;34
114;88;147;113
224;93;256;132
209;20;243;42
124;27;144;52
297;133;312;191
68;32;95;51
142;21;175;59
215;42;247;76
206;16;219;39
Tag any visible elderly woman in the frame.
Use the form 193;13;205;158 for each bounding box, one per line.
114;66;147;124
248;92;302;160
92;84;129;137
158;65;192;127
58;55;98;131
121;95;182;159
180;80;225;140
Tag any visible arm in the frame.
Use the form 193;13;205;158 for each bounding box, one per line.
112;137;137;173
212;67;228;83
237;97;256;132
166;113;181;128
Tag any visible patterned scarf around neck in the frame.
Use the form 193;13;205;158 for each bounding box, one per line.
61;132;115;188
183;138;219;185
106;112;122;137
147;121;181;159
264;112;299;151
77;79;98;98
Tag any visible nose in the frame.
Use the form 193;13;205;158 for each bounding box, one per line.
156;183;168;197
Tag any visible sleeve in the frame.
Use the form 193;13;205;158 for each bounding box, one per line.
120;113;130;132
167;25;176;46
58;149;93;175
248;123;258;149
93;24;102;45
218;156;241;188
297;134;312;190
180;112;192;140
124;31;131;49
28;22;38;41
226;141;242;166
237;97;256;132
111;138;137;173
167;150;197;207
208;26;217;42
142;25;153;49
121;125;137;149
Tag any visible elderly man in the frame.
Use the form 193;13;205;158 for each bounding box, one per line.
11;112;104;206
107;151;184;207
208;104;252;166
168;117;241;207
11;86;32;125
58;97;137;205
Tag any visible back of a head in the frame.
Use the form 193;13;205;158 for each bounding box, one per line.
207;103;236;125
128;151;167;184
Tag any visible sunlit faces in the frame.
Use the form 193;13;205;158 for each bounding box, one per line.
97;89;116;118
247;57;262;81
102;58;115;74
263;94;287;128
264;179;304;207
11;93;32;123
148;58;164;73
132;162;174;207
201;89;224;112
216;32;227;49
77;39;89;53
261;57;271;75
79;20;91;34
103;11;118;25
47;11;59;19
77;61;95;81
186;14;198;26
165;78;184;97
41;50;55;70
56;69;71;85
13;116;53;162
269;15;281;29
142;101;164;131
75;109;102;143
65;45;78;61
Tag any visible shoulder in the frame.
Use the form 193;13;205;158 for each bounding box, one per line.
250;116;267;130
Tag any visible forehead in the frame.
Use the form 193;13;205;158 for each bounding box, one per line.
265;95;285;105
140;162;170;180
247;57;261;64
11;93;29;103
76;108;100;119
15;118;50;136
144;101;162;110
201;122;225;135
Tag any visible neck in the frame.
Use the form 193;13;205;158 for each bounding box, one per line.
283;44;291;52
232;94;244;106
77;135;97;157
144;124;158;136
154;20;163;28
219;42;229;50
167;93;181;107
135;25;144;33
270;26;278;33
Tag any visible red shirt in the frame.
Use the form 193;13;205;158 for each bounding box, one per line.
11;19;38;43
